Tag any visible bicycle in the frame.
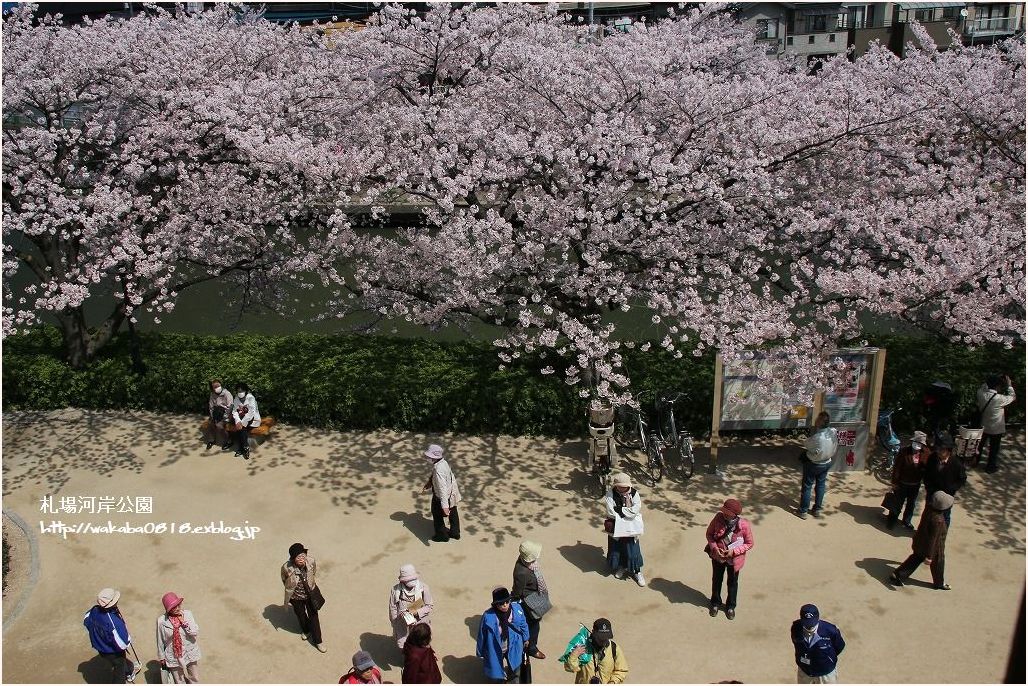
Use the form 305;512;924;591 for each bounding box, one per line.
646;391;695;484
612;390;650;455
873;405;902;482
587;398;618;497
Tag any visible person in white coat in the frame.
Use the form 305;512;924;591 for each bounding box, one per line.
977;374;1016;474
389;564;434;649
155;592;200;683
605;472;646;587
422;444;461;542
229;382;261;460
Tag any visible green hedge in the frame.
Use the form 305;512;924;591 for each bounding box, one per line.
1;327;1022;438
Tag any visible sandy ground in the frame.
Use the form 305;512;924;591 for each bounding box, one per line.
1;408;1024;684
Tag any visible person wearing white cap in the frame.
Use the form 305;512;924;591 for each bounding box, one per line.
605;472;646;587
389;564;434;649
886;430;929;530
155;592;200;683
83;588;136;683
422;444;462;542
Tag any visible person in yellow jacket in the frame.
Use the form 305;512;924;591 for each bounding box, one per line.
564;618;628;684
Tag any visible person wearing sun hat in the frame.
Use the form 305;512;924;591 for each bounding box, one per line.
886;430;930;530
605;472;646;586
476;586;530;683
281;542;327;652
339;650;383;684
704;498;754;620
511;540;549;660
389;564;435;649
422;443;462;542
790;604;845;683
83;587;136;683
155;592;201;683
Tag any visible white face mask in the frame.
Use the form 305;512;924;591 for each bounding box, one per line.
237;392;246;399
404;580;417;589
212;386;222;394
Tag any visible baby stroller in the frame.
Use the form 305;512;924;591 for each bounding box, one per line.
588;399;618;497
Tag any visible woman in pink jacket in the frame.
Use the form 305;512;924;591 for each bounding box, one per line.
704;498;754;621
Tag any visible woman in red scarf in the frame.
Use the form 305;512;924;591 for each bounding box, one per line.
155;592;201;683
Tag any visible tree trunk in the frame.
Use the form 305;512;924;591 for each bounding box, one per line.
126;316;147;376
56;306;127;370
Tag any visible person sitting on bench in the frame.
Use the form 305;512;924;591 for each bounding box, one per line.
204;379;234;451
230;382;261;460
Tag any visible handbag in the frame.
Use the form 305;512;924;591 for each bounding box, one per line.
522;590;552;620
603;517;614;534
881;489;903;512
302;573;325;611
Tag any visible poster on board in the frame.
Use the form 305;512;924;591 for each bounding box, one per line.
719;354;810;430
822;351;874;424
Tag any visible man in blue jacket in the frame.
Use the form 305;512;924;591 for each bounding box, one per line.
791;604;845;684
83;588;135;683
477;587;530;683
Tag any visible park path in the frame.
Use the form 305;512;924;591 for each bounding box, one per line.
1;408;1024;683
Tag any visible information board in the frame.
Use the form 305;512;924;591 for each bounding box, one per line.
718;353;810;430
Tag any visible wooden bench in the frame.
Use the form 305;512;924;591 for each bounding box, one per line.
200;416;276;450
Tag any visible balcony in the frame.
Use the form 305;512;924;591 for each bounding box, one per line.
964;15;1022;36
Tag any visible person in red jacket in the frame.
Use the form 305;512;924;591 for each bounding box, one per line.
705;498;755;621
402;622;442;684
339;651;383;684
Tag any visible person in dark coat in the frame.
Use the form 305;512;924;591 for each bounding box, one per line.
922;435;965;527
889;491;953;590
886;431;929;530
791;604;845;683
511;540;548;660
402;623;442;684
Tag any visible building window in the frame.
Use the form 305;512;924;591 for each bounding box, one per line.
786;36;794;45
942;6;960;19
914;7;935;22
805;14;828;33
808;34;816;44
756;18;779;39
829;33;836;42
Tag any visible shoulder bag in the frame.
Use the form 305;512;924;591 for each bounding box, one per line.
522;590;552;620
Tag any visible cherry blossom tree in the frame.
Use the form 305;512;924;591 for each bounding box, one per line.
2;5;355;368
327;4;1024;402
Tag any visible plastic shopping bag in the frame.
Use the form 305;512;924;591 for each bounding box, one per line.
558;625;594;666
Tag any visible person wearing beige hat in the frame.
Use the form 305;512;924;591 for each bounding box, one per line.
605;472;646;587
512;540;549;660
422;443;462;542
389;564;435;649
83;588;136;683
889;490;954;590
155;592;200;683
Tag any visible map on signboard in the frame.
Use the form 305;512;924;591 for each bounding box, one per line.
720;355;810;430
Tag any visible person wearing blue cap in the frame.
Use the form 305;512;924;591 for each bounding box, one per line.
790;604;845;683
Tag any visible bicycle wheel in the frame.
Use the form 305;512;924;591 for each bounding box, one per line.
677;432;695;479
613;408;643;450
646;436;663;485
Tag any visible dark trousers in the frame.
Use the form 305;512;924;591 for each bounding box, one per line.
978;432;1003;469
525;614;541;654
290;597;323;645
431;496;460;540
98;651;132;683
710;559;740;610
894;551;945;587
234;425;252;454
886;483;921;527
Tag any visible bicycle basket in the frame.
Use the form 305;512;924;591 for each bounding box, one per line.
589;399;614;426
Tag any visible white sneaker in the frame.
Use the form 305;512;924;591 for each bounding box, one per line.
634;572;646;587
613;568;626;579
316;643;328;653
